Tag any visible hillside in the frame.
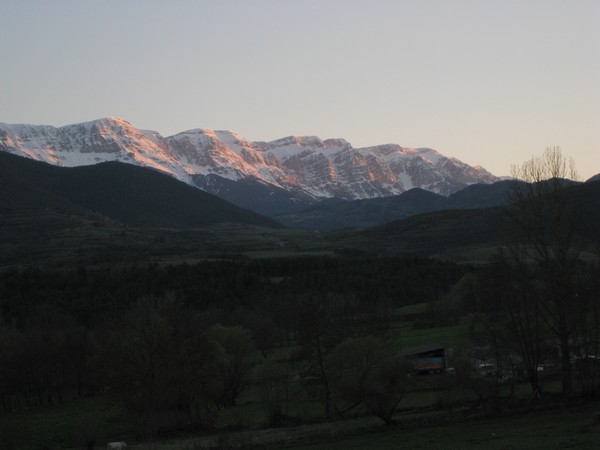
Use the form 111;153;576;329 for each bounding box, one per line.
276;188;445;230
276;180;522;231
354;179;600;260
0;152;281;229
359;207;509;259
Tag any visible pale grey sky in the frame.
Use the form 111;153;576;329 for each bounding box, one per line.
1;0;598;178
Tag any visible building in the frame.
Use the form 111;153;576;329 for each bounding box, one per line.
397;343;446;374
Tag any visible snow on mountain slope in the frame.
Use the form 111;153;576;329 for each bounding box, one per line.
0;117;499;200
0;117;193;183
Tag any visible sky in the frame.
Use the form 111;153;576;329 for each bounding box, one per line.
1;0;598;178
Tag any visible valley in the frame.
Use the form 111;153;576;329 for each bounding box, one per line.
0;148;598;450
2;2;597;448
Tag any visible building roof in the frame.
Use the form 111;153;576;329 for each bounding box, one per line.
397;343;445;357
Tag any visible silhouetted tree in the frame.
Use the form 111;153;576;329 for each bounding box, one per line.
292;293;347;419
255;359;291;427
476;253;549;396
208;324;257;408
328;336;411;425
96;295;215;439
507;147;583;395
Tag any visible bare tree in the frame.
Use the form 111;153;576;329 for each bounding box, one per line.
475;255;549;396
507;147;583;395
96;296;215;439
207;324;257;408
255;359;291;427
292;292;359;420
328;336;411;425
293;293;337;420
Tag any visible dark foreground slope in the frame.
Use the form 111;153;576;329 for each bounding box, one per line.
0;152;281;229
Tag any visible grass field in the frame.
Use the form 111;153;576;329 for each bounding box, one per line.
391;322;469;348
90;402;599;450
0;395;129;450
282;403;600;450
8;397;596;450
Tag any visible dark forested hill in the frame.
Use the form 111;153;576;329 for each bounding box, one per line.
275;188;446;230
359;207;509;259
275;181;524;231
0;152;281;229
356;180;600;259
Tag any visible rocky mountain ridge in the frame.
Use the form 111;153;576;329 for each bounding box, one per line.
0;117;499;205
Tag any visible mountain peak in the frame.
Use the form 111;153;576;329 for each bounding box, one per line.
267;135;324;148
100;115;128;123
99;116;132;126
61;116;133;131
171;128;244;141
323;138;352;149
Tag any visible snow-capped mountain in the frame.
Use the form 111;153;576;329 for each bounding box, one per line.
0;117;498;205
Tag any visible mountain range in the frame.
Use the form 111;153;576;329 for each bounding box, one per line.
0;117;499;215
1;140;598;267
